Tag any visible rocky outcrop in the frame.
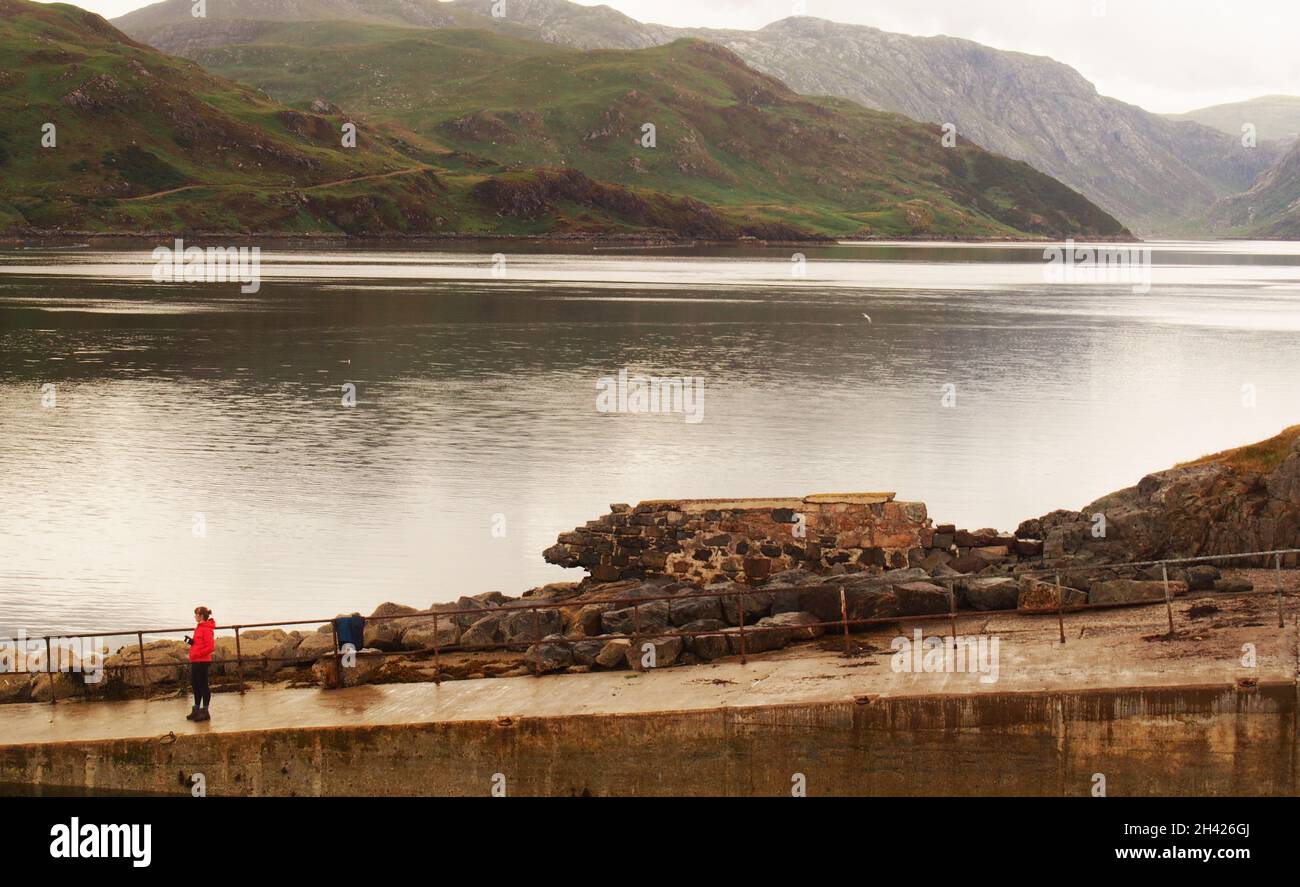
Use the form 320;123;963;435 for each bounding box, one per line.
1021;426;1300;567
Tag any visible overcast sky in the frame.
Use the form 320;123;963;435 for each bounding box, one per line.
53;0;1300;113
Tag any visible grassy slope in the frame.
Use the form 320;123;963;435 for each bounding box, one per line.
191;24;1129;240
0;3;811;238
0;0;478;234
1180;426;1300;475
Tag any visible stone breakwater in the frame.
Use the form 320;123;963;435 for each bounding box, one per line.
12;419;1300;704
2;490;1255;706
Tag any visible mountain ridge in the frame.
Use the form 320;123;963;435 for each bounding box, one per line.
0;1;1127;240
112;0;1278;236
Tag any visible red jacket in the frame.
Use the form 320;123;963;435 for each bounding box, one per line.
189;619;216;663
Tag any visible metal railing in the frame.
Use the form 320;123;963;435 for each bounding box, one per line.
6;548;1297;705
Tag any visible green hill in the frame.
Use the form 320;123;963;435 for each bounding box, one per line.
0;1;1127;240
0;0;472;234
184;23;1129;240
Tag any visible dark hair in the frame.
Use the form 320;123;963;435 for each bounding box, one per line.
195;606;213;621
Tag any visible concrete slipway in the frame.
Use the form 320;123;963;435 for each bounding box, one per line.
2;588;1297;796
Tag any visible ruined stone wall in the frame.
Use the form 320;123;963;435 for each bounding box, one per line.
544;493;929;585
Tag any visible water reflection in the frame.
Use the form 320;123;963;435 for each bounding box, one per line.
0;241;1297;635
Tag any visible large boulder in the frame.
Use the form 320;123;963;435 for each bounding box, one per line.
449;596;501;631
1186;565;1221;591
403;619;462;650
527;638;575;674
0;673;33;704
1018;577;1087;613
963;577;1019;611
756;611;825;640
312;648;385;689
669;593;724;626
892;581;950;613
601;601;669;636
213;630;288;676
1089;579;1187;605
266;632;307;672
723;624;788;655
565;604;610;637
571;638;609;667
627;636;684;671
31;672;80;702
595;639;632;669
364;603;419;651
498;606;563;645
681;619;729;661
718;584;773;625
105;640;189;688
295;630;338;661
461;615;502;649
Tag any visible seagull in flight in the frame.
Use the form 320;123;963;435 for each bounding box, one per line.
862;313;872;323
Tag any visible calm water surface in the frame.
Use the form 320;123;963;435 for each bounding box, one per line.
2;240;1298;635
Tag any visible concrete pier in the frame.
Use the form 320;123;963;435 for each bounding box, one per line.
2;593;1297;796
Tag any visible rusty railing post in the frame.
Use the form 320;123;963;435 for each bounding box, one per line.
432;613;442;681
136;631;149;701
1161;564;1175;636
839;586;851;656
1055;574;1065;645
631;601;641;669
234;626;246;695
531;606;542;677
45;636;56;705
947;581;957;641
1277;552;1285;629
737;589;747;666
330;619;341;687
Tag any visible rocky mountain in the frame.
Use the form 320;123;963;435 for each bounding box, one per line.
174;22;1129;239
1169;95;1300;145
114;0;1280;236
1210;139;1300;238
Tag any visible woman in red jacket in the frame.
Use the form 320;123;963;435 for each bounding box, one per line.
186;607;216;722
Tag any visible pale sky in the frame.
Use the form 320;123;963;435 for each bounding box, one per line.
47;0;1300;113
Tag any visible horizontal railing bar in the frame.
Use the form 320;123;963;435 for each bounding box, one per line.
15;582;1292;678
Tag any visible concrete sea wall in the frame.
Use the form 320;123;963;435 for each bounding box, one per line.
4;682;1294;796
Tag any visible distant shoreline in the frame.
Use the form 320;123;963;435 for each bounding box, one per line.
0;231;1148;248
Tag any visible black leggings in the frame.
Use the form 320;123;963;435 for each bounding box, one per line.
191;662;211;708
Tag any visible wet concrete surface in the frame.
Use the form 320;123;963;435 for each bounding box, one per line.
3;589;1295;750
